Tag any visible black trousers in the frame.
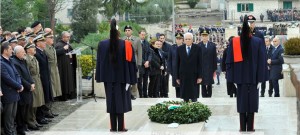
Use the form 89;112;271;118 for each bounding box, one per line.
3;102;18;135
175;87;180;98
148;75;160;98
160;73;169;97
239;113;255;132
137;71;149;97
261;80;273;96
202;84;212;98
109;90;125;131
160;74;168;97
271;79;280;97
16;103;30;132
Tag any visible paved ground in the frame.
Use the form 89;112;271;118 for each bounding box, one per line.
25;74;297;135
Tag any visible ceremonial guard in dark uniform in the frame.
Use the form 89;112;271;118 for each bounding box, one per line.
95;19;137;132
226;16;268;132
168;33;184;98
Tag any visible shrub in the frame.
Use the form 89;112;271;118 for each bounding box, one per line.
78;55;96;77
284;38;300;55
72;21;145;55
187;0;199;9
147;101;212;124
98;21;110;33
55;24;70;37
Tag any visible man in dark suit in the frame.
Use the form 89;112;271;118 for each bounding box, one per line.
34;34;53;124
198;29;217;98
1;42;23;135
175;33;202;102
159;34;172;97
137;30;151;98
260;36;274;97
268;37;284;97
11;46;35;134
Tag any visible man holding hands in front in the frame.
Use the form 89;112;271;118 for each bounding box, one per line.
175;33;202;102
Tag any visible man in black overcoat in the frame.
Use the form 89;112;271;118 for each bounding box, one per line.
175;33;202;102
34;34;53;124
11;46;34;134
55;31;77;101
261;36;274;97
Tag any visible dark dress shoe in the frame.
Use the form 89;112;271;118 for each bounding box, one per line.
38;119;48;125
131;95;136;100
45;114;54;119
44;118;52;122
260;95;264;97
110;129;117;132
35;124;43;128
17;130;26;135
28;126;39;131
118;128;128;132
24;128;31;132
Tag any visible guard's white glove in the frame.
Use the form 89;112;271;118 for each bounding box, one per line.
126;84;130;91
257;83;261;90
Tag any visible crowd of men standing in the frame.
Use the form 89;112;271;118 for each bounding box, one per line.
121;25;218;101
0;21;77;135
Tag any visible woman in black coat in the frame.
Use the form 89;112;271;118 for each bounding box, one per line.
148;39;163;98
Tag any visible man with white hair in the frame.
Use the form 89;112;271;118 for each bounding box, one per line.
268;36;284;97
11;45;34;134
55;31;77;101
175;32;202;102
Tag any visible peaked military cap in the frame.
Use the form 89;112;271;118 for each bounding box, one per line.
24;43;36;49
247;15;256;22
33;34;45;43
200;29;210;35
124;25;132;32
175;33;183;39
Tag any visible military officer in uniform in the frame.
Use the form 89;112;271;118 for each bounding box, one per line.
122;25;142;99
198;29;217;98
168;33;184;98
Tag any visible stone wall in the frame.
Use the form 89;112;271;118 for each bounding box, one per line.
290;64;300;135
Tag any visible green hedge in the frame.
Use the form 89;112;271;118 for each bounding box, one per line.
72;21;145;55
78;55;96;77
284;38;300;55
147;101;212;124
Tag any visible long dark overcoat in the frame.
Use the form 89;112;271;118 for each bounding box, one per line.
175;44;202;100
95;39;137;113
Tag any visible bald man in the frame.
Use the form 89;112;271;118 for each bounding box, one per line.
268;37;284;97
